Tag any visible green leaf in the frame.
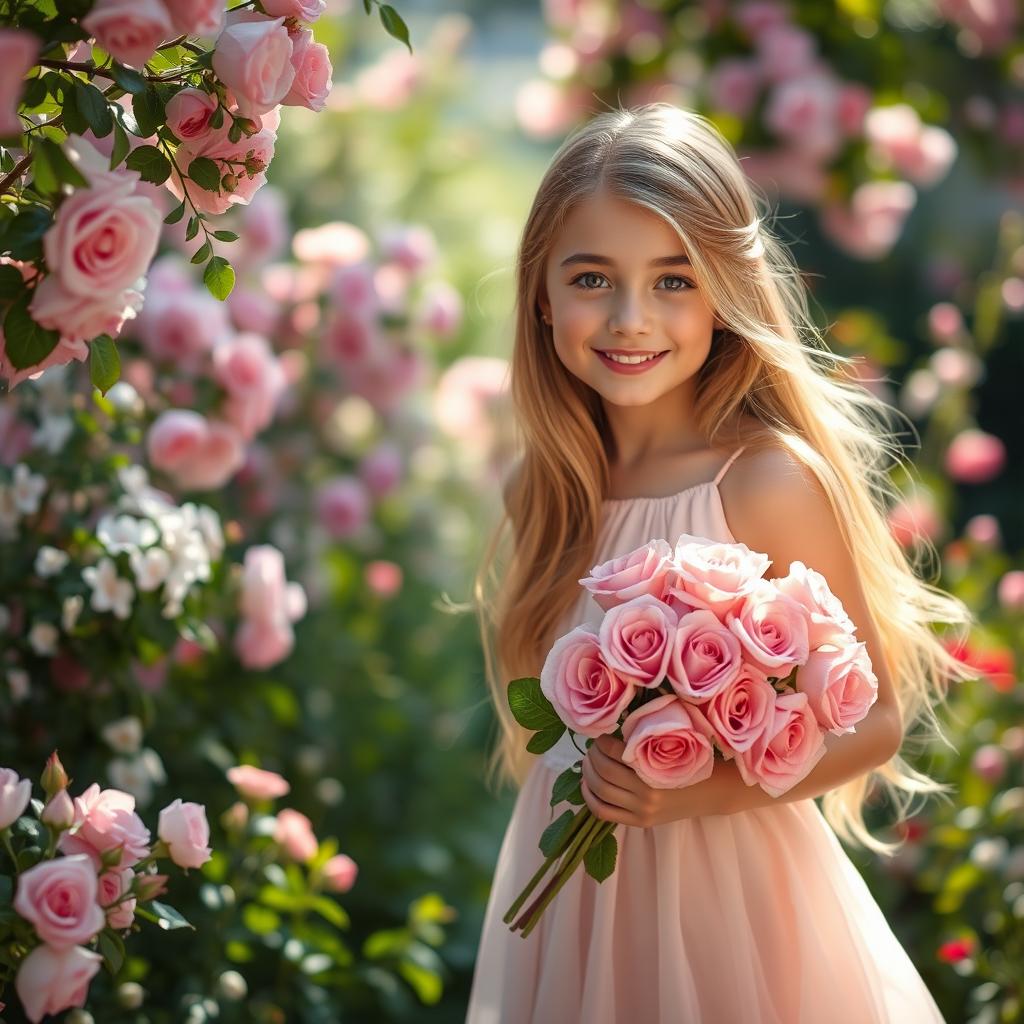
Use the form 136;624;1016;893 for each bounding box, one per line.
98;928;125;975
211;229;238;242
0;264;25;301
507;677;560;731
190;240;211;265
109;63;147;95
203;256;235;300
227;120;243;144
110;119;131;169
21;76;48;109
75;80;114;137
526;723;565;754
60;81;88;136
32;138;89;195
164;199;186;225
3;294;59;370
208;104;224;130
583;830;617;882
550;766;583;807
363;0;372;13
310;895;350;928
89;335;120;394
0;205;51;261
147;900;194;931
379;4;412;52
538;809;576;858
187;156;220;192
185;215;199;241
132;88;166;138
125;144;171;185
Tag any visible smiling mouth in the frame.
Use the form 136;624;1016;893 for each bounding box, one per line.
595;349;668;364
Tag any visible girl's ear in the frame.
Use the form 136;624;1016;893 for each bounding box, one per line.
537;296;552;325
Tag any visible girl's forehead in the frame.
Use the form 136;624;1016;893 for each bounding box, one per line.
548;196;688;264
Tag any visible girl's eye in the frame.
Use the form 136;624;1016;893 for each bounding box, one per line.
569;272;693;292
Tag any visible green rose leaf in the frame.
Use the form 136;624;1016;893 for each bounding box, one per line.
583;830;617;883
125;144;171;185
507;676;560;730
379;4;412;53
526;723;565;755
75;80;113;138
3;294;59;371
538;809;576;858
187;156;221;192
550;766;583;807
89;335;120;394
204;256;235;301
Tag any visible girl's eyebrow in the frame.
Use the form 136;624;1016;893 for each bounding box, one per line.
559;253;692;268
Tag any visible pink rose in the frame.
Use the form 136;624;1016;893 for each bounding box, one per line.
365;559;402;598
135;288;230;366
666;609;744;703
212;15;295;119
578;538;676;612
28;276;145;345
704;665;776;757
945;428;1006;484
281;28;332;112
316;475;370;538
706;57;761;118
668;534;771;618
274;808;318;862
415;279;463;339
235;618;295;668
621;694;716;789
235;545;305;669
773;560;855;648
81;0;172;68
14;855;106;947
797;641;878;735
540;625;636;738
322;853;358;893
158;799;212;869
213;333;286;441
359;443;403;498
58;783;151;868
15;944;103;1024
227;764;290;800
147;411;246;491
165;88;219;143
0;29;41;137
147;409;206;469
263;0;327;20
97;868;135;930
725;580;810;678
735;691;827;797
598;594;678;686
0;767;31;829
166;0;225;37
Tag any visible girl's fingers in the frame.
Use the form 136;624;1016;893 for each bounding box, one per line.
589;744;644;791
582;754;642;814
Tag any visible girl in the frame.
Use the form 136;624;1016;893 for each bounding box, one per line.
466;104;974;1023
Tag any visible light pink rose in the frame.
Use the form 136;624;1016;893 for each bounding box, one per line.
668;534;771;618
213;333;286;441
772;560;855;648
158;799;212;869
666;609;744;703
755;24;817;83
763;73;843;161
147;409;206;469
706;57;761;118
235;618;295;668
345;343;425;414
166;0;225;37
212;15;295;119
0;767;31;829
797;641;878;735
415;279;463;339
598;594;678;686
147;411;246;491
621;694;716;789
235;185;289;268
41;790;75;829
28;276;145;345
97;868;135;930
819;181;916;261
281;28;332;112
165;88;219;143
945;428;1006;484
704;665;776;757
378;224;438;275
135;288;230;366
733;1;789;40
735;691;827;797
14;854;106;947
263;0;327;20
316;475;370;538
322;853;358;893
274;807;318;862
725;580;810;678
81;0;172;68
227;764;290;800
579;539;676;612
57;783;151;868
235;544;305;669
15;944;103;1024
540;624;636;738
227;285;281;334
887;490;942;547
0;29;41;137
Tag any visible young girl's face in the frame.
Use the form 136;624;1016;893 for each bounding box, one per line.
538;188;723;409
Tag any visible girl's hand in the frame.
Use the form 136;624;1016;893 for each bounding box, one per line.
580;734;728;827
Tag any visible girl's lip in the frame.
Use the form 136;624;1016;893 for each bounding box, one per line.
594;349;669;375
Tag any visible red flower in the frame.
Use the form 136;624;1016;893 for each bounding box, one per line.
943;637;1017;693
936;937;975;963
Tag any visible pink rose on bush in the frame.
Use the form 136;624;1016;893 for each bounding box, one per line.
166;0;225;36
666;608;743;703
274;807;318;862
227;764;290;800
235;545;306;669
322;853;358;893
415;279;464;339
213;333;286;440
704;664;776;756
165;88;219;143
263;0;327;20
14;854;106;947
540;625;636;738
578;538;675;612
365;559;403;598
944;428;1006;484
598;594;678;686
157;799;212;869
136;288;230;365
97;868;136;930
734;691;827;797
147;411;246;491
0;29;41;137
359;442;403;498
58;784;151;868
316;475;371;538
81;0;172;68
725;581;810;678
797;642;878;735
15;944;103;1024
282;28;333;112
212;14;295;119
0;767;31;829
773;560;855;648
668;534;770;617
620;694;715;788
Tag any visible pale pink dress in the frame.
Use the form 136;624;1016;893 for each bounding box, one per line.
465;447;946;1024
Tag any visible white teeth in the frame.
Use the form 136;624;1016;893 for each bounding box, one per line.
602;351;661;364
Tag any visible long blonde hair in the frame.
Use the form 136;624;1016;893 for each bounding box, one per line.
473;103;976;855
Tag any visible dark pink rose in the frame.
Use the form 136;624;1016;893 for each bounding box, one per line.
621;694;716;788
98;868;135;930
165;88;219;143
666;609;743;703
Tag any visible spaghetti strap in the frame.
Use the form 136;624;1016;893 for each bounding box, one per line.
713;444;747;485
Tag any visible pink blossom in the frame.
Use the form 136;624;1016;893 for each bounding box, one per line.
755;24;818;83
887;491;942;547
227;764;290;800
620;695;716;789
668;534;771;618
15;944;103;1024
97;868;135;930
135;288;230;366
213;333;286;441
733;1;789;41
166;0;225;37
598;594;679;686
725;581;811;677
212;14;295;119
763;73;843;161
667;609;744;703
365;560;403;598
316;475;370;538
81;0;173;69
945;428;1005;483
234;545;305;669
514;79;586;140
706;58;761;118
797;641;878;735
414;279;463;339
263;0;327;20
0;768;31;829
147;411;246;491
158;799;212;869
14;854;106;947
971;743;1007;783
937;0;1017;54
322;853;358;892
274;807;318;862
579;538;675;612
820;181;916;261
355;49;423;111
997;570;1024;611
165;88;219;144
0;29;41;136
281;28;332;112
58;784;151;868
359;443;403;498
704;665;776;756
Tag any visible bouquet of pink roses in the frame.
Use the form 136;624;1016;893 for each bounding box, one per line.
503;532;879;938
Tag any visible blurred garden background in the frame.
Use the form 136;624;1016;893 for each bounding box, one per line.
0;0;1022;1021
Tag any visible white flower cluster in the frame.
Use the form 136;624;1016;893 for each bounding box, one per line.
0;464;47;540
82;467;225;621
